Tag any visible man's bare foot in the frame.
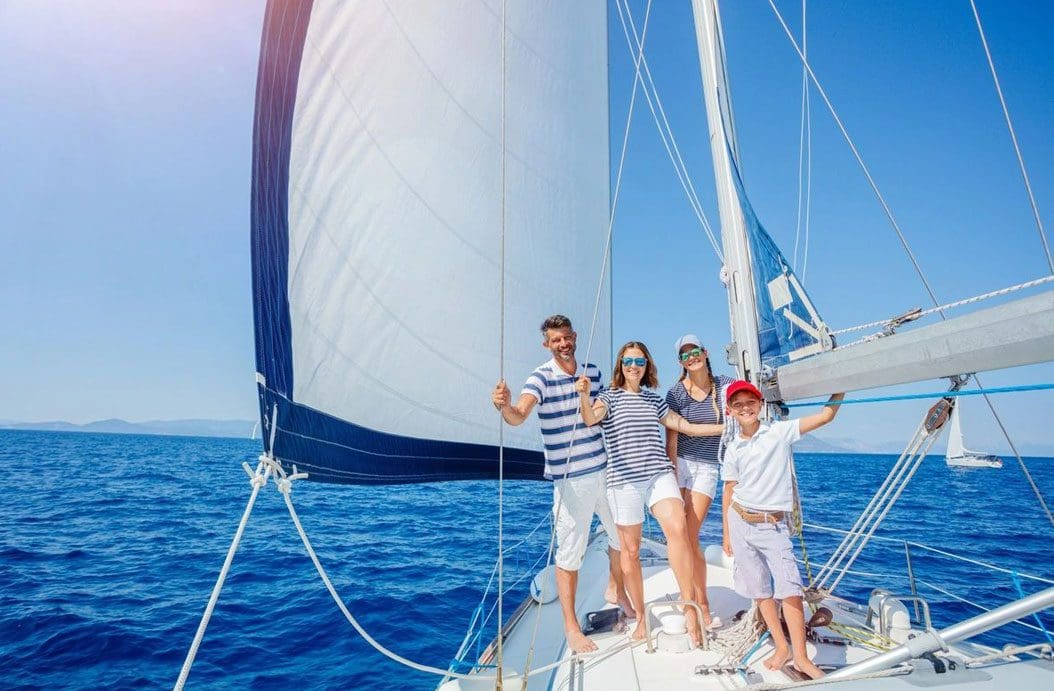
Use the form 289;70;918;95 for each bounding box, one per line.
617;593;638;620
630;620;647;641
566;628;598;654
791;657;825;679
604;583;617;605
763;647;791;671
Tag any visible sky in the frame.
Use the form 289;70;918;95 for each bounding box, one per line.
2;0;1052;455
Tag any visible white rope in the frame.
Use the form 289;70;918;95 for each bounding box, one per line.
614;0;723;261
280;473;615;682
832;274;1054;336
173;458;272;691
969;0;1053;274
965;643;1053;666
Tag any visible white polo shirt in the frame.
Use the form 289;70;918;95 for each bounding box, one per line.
721;419;801;512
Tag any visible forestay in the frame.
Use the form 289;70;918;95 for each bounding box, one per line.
250;0;612;484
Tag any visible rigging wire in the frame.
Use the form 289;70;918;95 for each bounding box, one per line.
496;0;507;684
792;0;812;280
614;0;723;261
766;0;1054;530
969;0;1053;274
765;0;942;312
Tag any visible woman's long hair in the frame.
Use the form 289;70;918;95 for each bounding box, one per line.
612;341;659;389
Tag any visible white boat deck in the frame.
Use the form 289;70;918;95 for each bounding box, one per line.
439;532;1052;690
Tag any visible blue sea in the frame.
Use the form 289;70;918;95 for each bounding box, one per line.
3;429;1053;689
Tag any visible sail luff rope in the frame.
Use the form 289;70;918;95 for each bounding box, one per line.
496;1;507;685
792;0;812;280
831;274;1054;337
969;0;1053;274
173;459;272;691
615;0;723;261
765;0;943;313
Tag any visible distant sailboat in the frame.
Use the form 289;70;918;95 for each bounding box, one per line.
946;403;1003;468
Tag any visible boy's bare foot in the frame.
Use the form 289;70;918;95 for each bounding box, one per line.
566;628;598;654
791;657;825;679
630;620;647;641
763;647;791;671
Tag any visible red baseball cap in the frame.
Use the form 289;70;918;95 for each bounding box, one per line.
725;380;762;402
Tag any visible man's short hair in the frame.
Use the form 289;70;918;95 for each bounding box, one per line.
540;314;573;334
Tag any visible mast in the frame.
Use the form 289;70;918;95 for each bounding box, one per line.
690;0;763;385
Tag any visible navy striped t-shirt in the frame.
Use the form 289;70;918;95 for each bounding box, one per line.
521;359;607;480
597;387;671;487
664;374;733;466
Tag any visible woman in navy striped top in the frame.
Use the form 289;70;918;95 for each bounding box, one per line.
664;334;732;629
576;341;723;644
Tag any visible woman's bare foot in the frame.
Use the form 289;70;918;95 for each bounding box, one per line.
617;593;638;620
685;608;702;647
791;657;825;679
630;620;647;641
604;583;618;605
566;628;598;654
698;600;714;629
763;647;791;671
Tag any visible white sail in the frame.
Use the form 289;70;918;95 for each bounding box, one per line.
946;404;965;459
252;0;612;482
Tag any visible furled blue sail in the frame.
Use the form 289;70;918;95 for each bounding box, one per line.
250;1;612;484
729;152;829;372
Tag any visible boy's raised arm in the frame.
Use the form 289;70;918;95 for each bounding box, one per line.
798;392;845;435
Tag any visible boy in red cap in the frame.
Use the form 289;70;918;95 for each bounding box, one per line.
721;380;844;679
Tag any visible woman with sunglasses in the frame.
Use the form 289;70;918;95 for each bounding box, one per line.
575;341;723;644
664;334;734;629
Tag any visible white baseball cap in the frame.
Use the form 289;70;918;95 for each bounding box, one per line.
674;334;703;353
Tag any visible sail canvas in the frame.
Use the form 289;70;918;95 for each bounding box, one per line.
251;0;612;483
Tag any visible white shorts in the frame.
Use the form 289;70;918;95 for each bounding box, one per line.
553;470;620;571
676;458;719;498
606;471;682;526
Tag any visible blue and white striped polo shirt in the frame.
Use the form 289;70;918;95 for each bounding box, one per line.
521;359;607;480
665;374;733;465
597;387;671;487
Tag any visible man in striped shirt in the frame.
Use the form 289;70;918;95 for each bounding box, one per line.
492;314;630;653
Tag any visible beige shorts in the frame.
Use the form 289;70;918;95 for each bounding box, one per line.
606;470;682;526
553;469;620;571
676;458;719;498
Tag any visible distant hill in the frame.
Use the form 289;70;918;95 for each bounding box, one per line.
0;418;257;439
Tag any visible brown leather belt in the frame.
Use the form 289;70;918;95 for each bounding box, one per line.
732;501;785;525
